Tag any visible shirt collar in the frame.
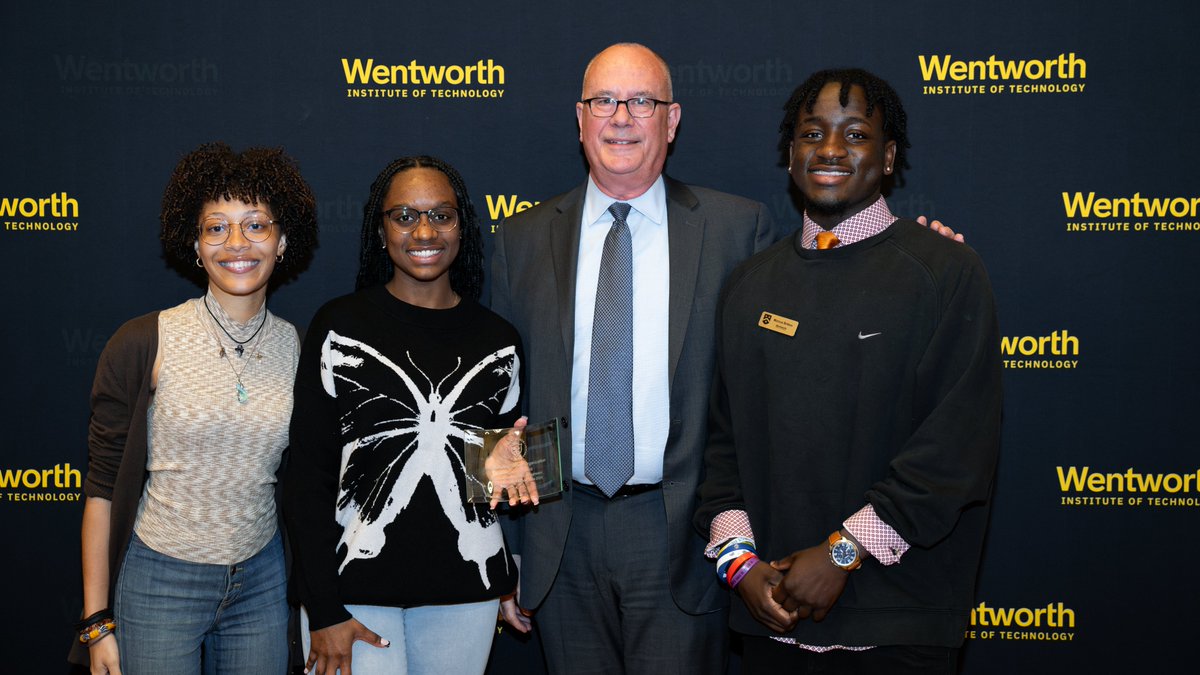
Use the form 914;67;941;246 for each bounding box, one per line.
801;196;897;249
584;175;666;228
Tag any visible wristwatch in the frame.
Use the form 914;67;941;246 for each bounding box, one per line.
828;531;862;571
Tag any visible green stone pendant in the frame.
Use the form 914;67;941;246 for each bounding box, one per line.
236;383;249;404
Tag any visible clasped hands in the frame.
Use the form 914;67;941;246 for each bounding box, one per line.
736;543;851;633
482;416;540;509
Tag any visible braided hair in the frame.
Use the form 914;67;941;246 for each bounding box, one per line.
160;142;318;279
354;155;484;300
778;68;911;185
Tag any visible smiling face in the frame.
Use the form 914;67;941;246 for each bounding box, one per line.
576;44;681;200
195;198;285;307
380;167;461;298
788;82;897;229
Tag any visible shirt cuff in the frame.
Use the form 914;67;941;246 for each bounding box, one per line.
705;510;755;558
843;504;909;566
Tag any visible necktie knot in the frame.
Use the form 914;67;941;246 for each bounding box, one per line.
608;202;632;225
816;230;840;250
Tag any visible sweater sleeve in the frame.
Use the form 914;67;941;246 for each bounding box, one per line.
283;309;353;631
85;314;156;500
865;252;1003;548
694;276;749;535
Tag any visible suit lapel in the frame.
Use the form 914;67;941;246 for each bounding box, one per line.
665;177;703;390
550;185;586;371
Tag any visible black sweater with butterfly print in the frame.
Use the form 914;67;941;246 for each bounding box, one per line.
285;286;523;630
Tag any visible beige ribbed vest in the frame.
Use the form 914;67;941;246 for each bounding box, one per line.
134;296;298;564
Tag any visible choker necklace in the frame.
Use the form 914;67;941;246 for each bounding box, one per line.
204;296;267;358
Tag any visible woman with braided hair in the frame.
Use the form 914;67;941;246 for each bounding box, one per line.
285;155;536;675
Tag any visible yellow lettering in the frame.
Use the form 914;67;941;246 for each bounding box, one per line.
485;195;540;221
1062;192;1095;218
917;55;953;81
341;58;374;84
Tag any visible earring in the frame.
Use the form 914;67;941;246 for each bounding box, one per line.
276;254;284;263
381;241;387;249
195;257;203;268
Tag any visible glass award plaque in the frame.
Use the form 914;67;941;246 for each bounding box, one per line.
465;417;563;504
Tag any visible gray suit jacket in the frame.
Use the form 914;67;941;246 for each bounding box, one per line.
490;176;788;615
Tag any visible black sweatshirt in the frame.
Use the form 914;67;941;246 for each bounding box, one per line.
696;220;1003;647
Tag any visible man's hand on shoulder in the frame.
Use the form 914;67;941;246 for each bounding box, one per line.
917;215;965;243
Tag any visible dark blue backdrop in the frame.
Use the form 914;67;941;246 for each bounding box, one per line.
3;1;1197;671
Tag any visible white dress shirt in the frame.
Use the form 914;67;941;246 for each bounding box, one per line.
571;176;670;485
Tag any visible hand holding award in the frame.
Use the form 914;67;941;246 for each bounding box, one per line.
483;416;541;509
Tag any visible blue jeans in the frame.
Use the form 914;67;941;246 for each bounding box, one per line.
301;599;499;675
114;530;289;675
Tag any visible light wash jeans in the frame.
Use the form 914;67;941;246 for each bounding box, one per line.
114;530;288;675
300;599;499;675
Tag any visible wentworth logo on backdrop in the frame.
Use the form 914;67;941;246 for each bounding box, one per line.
1057;466;1200;508
0;463;82;503
918;52;1086;95
1063;192;1200;234
341;58;506;100
55;55;219;96
483;194;541;234
966;602;1077;643
1001;330;1079;370
2;192;80;233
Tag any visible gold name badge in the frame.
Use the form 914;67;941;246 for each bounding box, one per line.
758;311;798;337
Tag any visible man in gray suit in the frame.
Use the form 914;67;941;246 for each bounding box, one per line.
490;43;783;673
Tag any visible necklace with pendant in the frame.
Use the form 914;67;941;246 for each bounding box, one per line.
197;299;267;403
204;295;267;357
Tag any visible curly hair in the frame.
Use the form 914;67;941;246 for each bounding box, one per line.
160;142;318;279
778;68;911;186
354;155;484;301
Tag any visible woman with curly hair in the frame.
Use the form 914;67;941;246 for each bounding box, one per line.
73;142;318;674
285;155;536;675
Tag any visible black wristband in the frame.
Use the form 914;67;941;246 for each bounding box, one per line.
73;608;114;632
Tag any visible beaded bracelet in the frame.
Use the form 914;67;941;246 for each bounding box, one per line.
79;619;117;645
75;608;117;645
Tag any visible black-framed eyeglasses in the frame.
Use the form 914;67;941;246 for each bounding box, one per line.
383;206;461;233
198;216;277;245
581;96;673;118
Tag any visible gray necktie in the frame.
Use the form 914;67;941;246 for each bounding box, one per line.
585;202;635;497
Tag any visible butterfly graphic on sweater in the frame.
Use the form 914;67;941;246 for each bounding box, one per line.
319;330;519;588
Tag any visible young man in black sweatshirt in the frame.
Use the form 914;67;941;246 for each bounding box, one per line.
696;68;1003;674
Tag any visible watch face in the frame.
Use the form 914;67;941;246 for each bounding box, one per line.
831;540;858;567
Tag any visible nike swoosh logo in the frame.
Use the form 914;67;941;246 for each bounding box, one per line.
858;332;882;340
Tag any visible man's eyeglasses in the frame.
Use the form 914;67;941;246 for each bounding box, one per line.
580;97;672;118
383;206;461;233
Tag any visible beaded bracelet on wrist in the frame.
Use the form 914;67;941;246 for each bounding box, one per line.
79;619;117;645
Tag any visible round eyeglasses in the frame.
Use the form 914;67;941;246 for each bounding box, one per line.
383;206;461;233
580;96;673;118
198;216;277;246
